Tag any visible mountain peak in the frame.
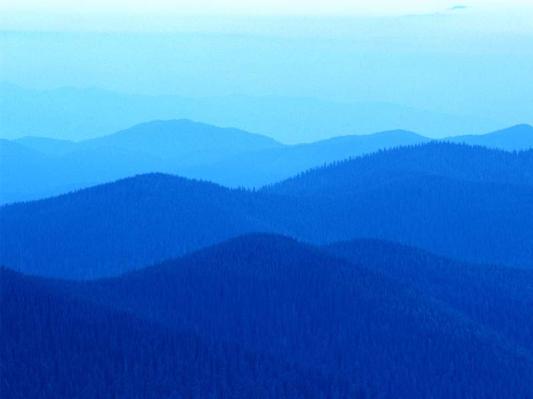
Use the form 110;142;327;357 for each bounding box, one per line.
446;123;533;150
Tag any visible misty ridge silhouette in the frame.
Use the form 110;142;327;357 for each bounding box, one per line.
1;110;533;399
1;119;532;203
2;7;533;397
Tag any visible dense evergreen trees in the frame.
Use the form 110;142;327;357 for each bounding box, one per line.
325;239;533;355
1;143;532;278
37;234;533;399
1;268;363;399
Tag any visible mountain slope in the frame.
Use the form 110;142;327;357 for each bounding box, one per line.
81;119;281;165
446;123;533;150
1;268;354;399
13;136;78;156
186;129;429;187
52;234;533;399
4;124;533;203
0;173;290;278
0;119;281;204
270;171;533;268
3;126;429;201
0;139;61;203
265;142;533;196
263;143;533;267
2;143;533;278
325;239;533;353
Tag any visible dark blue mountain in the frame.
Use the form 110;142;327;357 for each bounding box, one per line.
446;123;533;150
1;267;355;399
265;143;533;267
2;143;533;278
0;173;287;278
46;234;533;399
325;239;533;354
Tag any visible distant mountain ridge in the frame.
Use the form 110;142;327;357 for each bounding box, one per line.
2;121;532;203
0;82;505;142
445;123;533;151
184;129;430;187
265;141;533;196
82;119;281;164
2;142;532;278
0;119;280;203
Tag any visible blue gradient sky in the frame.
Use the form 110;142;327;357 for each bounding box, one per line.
1;1;532;127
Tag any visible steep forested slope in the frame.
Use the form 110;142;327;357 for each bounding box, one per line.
0;174;288;278
1;268;360;399
265;142;533;196
51;234;533;399
325;239;533;354
265;143;533;267
2;143;533;279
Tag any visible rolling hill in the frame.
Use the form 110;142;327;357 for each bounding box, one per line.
45;234;533;399
0;173;288;278
81;119;281;164
185;129;429;187
265;141;533;196
265;143;533;267
325;239;533;353
2;143;533;278
14;136;78;156
0;119;280;203
1;267;354;399
3;122;533;203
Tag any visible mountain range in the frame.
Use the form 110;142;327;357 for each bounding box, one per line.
445;124;533;151
2;113;533;398
2;142;532;279
3;234;533;398
1;266;354;399
1;120;532;203
0;82;507;143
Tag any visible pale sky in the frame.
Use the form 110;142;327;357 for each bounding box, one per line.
1;0;531;126
1;0;532;16
1;0;532;36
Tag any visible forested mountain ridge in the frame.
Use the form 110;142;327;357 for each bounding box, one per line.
3;123;532;203
0;267;362;399
265;142;533;196
2;142;533;279
35;234;533;399
324;239;533;355
0;173;288;278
